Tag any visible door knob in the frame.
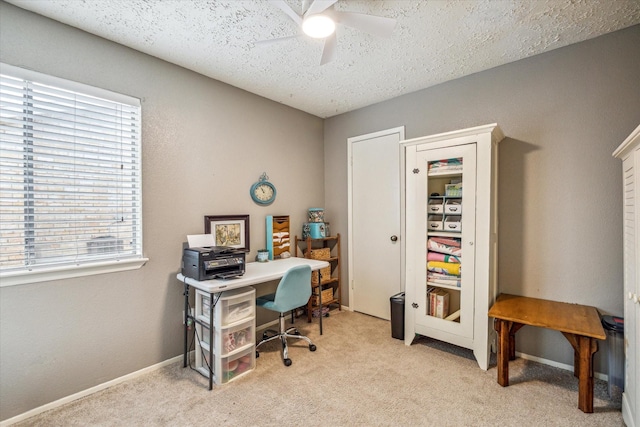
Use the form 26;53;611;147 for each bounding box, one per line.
390;235;398;242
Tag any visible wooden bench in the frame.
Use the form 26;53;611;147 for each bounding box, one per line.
488;294;606;413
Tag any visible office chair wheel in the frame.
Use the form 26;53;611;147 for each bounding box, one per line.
309;344;317;352
284;358;292;367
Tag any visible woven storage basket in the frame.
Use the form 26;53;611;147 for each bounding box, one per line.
311;266;331;284
311;288;334;305
307;247;331;284
308;247;330;260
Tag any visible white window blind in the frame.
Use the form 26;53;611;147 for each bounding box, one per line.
0;64;144;283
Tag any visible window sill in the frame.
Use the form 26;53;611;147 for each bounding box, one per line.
0;258;149;287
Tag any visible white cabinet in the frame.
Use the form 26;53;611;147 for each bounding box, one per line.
194;287;256;385
613;124;640;427
402;124;503;370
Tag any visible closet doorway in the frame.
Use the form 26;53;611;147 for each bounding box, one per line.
348;126;404;320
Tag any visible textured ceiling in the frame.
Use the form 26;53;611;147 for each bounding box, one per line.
6;0;640;118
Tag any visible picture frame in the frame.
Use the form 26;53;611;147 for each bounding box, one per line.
204;215;250;252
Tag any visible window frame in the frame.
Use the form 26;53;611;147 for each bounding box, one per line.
0;63;147;287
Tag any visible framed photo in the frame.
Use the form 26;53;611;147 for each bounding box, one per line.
204;215;250;252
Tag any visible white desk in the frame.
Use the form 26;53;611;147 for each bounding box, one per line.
177;256;329;293
177;257;330;389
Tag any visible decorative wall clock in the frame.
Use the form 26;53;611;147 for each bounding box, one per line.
250;172;276;205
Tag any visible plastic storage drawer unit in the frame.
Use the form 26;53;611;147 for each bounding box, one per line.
199;287;255;327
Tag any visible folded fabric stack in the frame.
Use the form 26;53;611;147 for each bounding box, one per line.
427;237;461;287
427;237;461;257
428;157;462;174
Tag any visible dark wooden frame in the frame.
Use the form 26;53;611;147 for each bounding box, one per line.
204;215;250;252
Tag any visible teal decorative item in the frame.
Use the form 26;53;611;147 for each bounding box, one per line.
250;172;276;205
308;222;325;239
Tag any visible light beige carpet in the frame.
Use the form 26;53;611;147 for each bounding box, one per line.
15;310;622;426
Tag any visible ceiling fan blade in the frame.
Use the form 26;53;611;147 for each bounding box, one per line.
302;0;311;15
332;11;397;38
320;32;337;65
305;0;339;17
254;34;302;46
268;0;303;26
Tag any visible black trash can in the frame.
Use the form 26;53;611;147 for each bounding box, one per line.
390;292;405;340
601;315;624;397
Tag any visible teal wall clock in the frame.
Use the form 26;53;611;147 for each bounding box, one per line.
250;172;276;205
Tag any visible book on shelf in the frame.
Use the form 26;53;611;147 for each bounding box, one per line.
434;289;449;319
427;288;449;319
427;286;436;316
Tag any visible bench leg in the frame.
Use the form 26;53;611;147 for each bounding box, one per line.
509;323;524;360
562;332;599;413
495;319;511;386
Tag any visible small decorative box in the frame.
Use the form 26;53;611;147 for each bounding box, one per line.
308;208;324;223
303;222;326;239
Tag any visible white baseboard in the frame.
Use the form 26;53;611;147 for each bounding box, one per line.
0;354;186;427
516;351;607;381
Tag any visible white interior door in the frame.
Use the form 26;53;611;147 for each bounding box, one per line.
348;127;404;320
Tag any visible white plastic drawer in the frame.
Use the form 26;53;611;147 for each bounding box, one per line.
428;198;444;214
428;215;444;231
200;293;212;321
198;287;255;326
202;318;255;356
444;215;461;232
444;198;462;214
221;345;255;384
199;348;213;375
218;289;255;326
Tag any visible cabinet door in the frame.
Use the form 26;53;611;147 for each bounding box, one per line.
624;148;639;426
412;143;476;340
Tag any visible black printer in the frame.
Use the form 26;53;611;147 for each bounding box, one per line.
182;246;245;281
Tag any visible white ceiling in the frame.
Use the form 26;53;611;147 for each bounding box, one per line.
6;0;640;118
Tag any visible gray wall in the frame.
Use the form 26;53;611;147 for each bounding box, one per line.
325;25;640;371
0;2;324;421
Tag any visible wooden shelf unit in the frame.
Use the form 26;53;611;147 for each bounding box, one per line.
294;234;341;322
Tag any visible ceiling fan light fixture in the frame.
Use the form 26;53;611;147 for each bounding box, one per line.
302;15;336;39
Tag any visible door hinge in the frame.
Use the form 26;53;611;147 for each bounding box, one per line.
411;302;418;309
412;168;420;174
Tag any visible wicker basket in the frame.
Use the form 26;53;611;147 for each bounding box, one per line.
311;287;334;305
308;247;330;260
311;266;331;284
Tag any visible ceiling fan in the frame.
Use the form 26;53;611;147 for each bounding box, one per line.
257;0;397;65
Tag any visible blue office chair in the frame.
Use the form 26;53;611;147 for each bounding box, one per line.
256;265;317;366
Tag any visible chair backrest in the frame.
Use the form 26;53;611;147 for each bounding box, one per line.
273;265;312;312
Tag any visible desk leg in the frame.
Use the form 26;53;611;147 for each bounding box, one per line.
183;282;190;368
209;292;214;391
562;333;598;413
318;270;323;336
